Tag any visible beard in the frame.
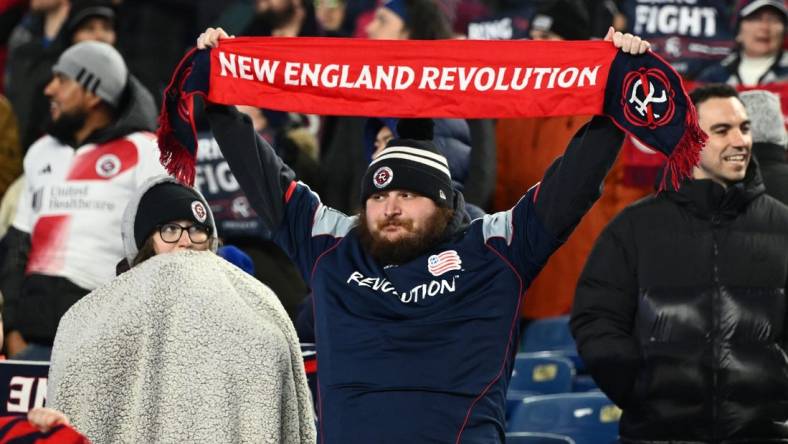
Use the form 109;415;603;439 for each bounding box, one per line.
358;207;454;266
45;108;88;145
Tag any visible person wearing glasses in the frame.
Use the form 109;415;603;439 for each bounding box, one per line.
43;175;316;443
123;176;218;267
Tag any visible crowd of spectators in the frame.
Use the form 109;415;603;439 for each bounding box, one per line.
0;0;785;346
0;0;786;440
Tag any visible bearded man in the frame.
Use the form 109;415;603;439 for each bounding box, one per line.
0;41;165;360
198;24;650;444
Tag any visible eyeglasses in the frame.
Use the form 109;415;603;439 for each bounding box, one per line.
158;223;211;244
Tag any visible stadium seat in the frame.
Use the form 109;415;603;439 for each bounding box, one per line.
507;353;574;419
520;316;585;372
507;392;621;444
510;353;574;393
572;374;598;392
521;316;575;352
505;432;576;443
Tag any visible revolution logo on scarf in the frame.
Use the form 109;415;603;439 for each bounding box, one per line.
157;37;706;189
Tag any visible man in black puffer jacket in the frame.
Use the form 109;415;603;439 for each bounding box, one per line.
571;83;788;443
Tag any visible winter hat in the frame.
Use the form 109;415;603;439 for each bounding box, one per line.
363;117;398;163
381;0;409;24
739;0;788;22
740;90;788;149
134;182;213;248
122;176;219;264
52;41;127;107
67;0;116;34
360;118;454;208
529;0;591;41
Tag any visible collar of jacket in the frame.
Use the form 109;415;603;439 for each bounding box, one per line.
662;157;766;220
442;188;471;242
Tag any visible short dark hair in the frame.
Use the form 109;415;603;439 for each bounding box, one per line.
690;84;741;108
404;0;452;40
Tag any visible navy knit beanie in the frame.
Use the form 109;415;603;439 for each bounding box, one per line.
360;118;454;208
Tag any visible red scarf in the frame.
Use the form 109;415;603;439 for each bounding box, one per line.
158;37;706;189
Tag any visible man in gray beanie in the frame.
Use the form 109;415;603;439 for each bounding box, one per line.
740;89;788;205
0;40;167;360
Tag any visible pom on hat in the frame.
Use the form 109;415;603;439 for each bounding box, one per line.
396;118;434;141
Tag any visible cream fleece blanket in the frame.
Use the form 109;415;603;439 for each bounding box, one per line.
48;251;316;444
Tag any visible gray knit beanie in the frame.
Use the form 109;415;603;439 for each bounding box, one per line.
52;41;128;107
740;90;787;150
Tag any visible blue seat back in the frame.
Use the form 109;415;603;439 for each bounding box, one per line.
571;374;598;392
521;316;575;353
507;392;621;444
506;354;574;420
509;353;574;393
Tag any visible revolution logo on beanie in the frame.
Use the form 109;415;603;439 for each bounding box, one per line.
133;182;211;249
360;118;454;208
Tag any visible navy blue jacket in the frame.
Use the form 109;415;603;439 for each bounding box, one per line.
696;50;788;85
206;105;624;443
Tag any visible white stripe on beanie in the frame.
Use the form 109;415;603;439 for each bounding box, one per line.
369;146;451;178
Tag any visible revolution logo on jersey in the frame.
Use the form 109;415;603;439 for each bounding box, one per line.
95;153;122;178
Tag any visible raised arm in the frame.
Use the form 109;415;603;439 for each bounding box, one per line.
204;104;295;231
534;28;650;240
197;27;296;231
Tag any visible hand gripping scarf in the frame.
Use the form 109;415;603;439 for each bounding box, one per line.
157;37;706;190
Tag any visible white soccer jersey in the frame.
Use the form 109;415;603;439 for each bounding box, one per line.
13;133;169;290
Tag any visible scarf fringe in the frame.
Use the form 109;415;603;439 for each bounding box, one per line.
156;47;200;186
156;100;196;186
659;101;707;191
